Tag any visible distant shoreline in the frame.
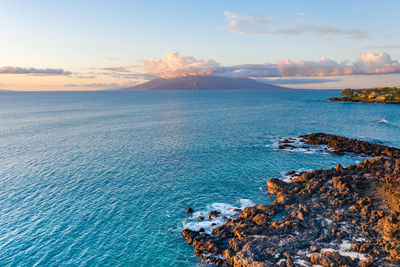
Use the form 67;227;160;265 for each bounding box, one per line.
329;87;400;104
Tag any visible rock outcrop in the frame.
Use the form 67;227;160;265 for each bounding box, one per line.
182;134;400;266
280;133;400;158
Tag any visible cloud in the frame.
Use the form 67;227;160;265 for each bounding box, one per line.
76;74;97;79
65;80;138;89
223;11;274;34
89;65;151;79
142;52;400;79
266;77;341;85
295;12;309;22
65;82;120;88
0;66;71;75
143;52;223;78
229;64;279;77
105;56;118;61
95;71;155;80
277;57;351;77
352;52;400;74
223;11;366;40
100;66;138;73
364;45;400;50
105;72;156;80
278;52;400;77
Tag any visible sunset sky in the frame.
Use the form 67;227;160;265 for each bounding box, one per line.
1;0;400;91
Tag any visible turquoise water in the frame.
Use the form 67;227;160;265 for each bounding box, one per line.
0;90;399;266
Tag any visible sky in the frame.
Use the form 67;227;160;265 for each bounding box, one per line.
0;0;400;91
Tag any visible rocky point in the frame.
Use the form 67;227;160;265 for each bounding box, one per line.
182;133;400;266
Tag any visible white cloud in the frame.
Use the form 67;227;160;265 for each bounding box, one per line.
223;11;366;40
223;11;274;34
353;52;400;74
278;52;400;77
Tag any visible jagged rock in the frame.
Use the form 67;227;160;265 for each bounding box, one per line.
182;134;400;266
310;251;356;267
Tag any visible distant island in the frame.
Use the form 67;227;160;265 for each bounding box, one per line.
120;76;289;90
329;86;400;104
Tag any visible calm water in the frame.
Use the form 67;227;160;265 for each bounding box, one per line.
1;90;400;266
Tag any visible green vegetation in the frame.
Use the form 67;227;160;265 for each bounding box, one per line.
329;86;400;104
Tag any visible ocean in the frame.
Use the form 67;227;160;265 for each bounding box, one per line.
0;90;399;266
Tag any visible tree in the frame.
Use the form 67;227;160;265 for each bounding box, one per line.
340;88;355;97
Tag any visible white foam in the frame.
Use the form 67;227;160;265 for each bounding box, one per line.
320;242;366;261
280;168;312;183
281;175;293;183
277;259;286;264
273;137;336;155
294;259;310;266
183;199;254;234
239;198;255;209
354;237;366;242
379;119;388;123
340;240;352;250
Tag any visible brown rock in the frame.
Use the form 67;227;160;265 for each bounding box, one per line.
266;178;288;194
186;208;194;214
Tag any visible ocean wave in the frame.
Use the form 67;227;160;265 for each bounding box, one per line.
279;168;312;182
182;199;254;234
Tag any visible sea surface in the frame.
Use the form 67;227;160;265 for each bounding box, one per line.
0;90;399;266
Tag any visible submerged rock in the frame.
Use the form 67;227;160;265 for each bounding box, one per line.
186;208;194;214
209;210;220;219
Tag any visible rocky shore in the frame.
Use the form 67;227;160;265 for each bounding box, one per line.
182;133;400;266
279;133;400;158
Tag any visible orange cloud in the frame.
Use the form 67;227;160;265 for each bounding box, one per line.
105;56;118;61
143;52;221;78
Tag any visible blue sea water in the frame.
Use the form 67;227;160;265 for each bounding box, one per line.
0;90;400;266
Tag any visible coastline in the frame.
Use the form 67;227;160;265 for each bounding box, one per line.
328;87;400;105
329;97;400;105
182;133;400;266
